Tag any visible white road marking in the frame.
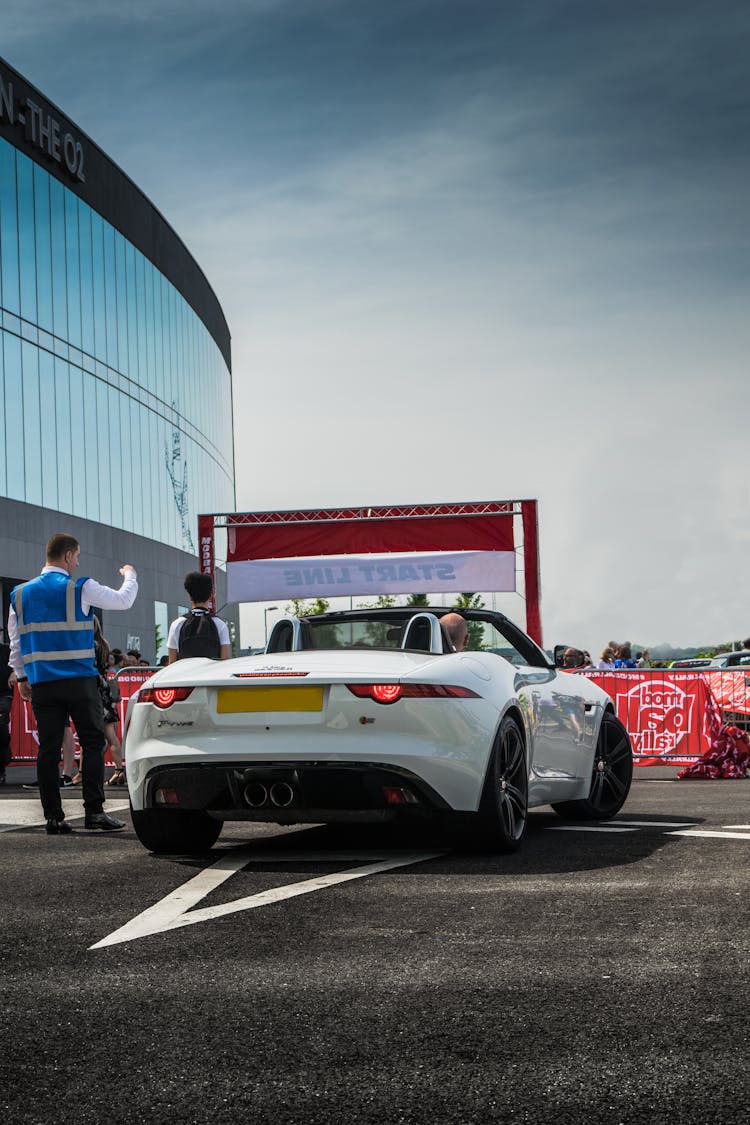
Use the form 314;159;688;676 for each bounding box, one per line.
546;826;638;833
0;799;129;832
607;820;697;828
667;829;750;841
90;848;445;949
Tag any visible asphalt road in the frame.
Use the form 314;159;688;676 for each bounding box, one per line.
1;774;748;1125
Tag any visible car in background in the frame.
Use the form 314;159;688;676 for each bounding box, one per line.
706;651;750;669
125;606;633;855
670;658;714;669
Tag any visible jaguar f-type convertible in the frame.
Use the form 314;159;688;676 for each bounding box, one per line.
125;607;633;854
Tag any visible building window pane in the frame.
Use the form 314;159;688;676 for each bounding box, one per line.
90;211;106;364
107;382;123;529
55;358;73;513
38;349;57;510
33;165;53;334
78;202;94;357
154;600;169;662
49;179;68;342
115;232;128;378
103;223;117;369
21;342;42;505
64;191;81;349
3;332;23;499
0;141;20;315
68;364;86;516
16;155;37;324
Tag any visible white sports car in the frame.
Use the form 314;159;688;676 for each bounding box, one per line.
125;608;633;854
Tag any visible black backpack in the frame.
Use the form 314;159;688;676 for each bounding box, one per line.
177;610;221;659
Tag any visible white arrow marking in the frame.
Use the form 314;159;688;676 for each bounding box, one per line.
667;829;750;841
90;848;445;949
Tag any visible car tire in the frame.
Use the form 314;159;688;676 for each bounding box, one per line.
551;711;633;821
465;714;528;852
131;806;222;854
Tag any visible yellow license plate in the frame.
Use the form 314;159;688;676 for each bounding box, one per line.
216;686;324;713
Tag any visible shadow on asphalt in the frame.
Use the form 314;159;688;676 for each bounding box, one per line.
156;808;705;877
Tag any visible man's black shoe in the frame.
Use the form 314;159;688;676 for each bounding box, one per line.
46;817;74;835
84;811;126;831
60;775;74;788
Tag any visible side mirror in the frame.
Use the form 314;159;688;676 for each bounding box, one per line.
554;645;587;669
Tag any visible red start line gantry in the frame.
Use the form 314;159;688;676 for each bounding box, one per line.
197;499;542;645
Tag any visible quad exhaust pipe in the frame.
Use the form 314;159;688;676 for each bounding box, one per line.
269;781;294;807
242;780;296;808
243;781;268;808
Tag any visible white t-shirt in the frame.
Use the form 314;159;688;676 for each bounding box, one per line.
167;612;230;653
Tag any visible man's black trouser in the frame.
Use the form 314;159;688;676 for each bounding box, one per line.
30;676;105;820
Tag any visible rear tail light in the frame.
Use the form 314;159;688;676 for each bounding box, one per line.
382;785;419;805
346;683;480;704
139;687;194;709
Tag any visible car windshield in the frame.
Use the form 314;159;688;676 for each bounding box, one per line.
303;611;547;667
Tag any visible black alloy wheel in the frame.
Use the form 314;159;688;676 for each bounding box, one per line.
473;714;528;852
551;711;633;821
130;806;222;854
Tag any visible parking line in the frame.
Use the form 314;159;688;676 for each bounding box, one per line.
91;848;445;949
667;829;750;841
608;820;697;828
546;825;637;833
0;799;130;832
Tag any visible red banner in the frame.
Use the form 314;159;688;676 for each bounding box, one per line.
227;512;515;561
582;672;723;766
702;670;750;724
6;669;155;767
198;513;216;614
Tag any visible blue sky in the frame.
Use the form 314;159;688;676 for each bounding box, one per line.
5;0;750;649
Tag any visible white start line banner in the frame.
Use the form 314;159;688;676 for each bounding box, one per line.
226;551;517;603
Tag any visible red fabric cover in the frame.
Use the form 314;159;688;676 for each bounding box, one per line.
677;725;750;779
227;513;514;561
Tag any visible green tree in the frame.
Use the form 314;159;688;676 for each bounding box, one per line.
405;593;429;607
285;597;330;617
356;594;397;609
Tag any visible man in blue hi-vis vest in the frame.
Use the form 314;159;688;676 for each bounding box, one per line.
8;533;138;834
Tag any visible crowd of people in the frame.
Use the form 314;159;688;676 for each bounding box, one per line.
0;532;231;833
562;642;652;670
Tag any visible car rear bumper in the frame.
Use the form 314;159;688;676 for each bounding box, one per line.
139;760;453;823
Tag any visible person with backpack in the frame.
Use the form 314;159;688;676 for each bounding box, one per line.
167;572;231;663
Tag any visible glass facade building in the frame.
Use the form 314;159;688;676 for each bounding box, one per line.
0;57;236;659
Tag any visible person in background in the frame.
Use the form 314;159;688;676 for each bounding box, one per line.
615;643;637;669
74;616;126;787
0;641;13;786
597;646;616;670
7;532;137;834
440;613;470;652
168;572;231;662
562;647;587;669
636;649;652;668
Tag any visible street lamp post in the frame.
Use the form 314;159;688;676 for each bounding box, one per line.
264;606;278;646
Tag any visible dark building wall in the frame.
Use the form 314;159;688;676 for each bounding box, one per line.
0;497;237;661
